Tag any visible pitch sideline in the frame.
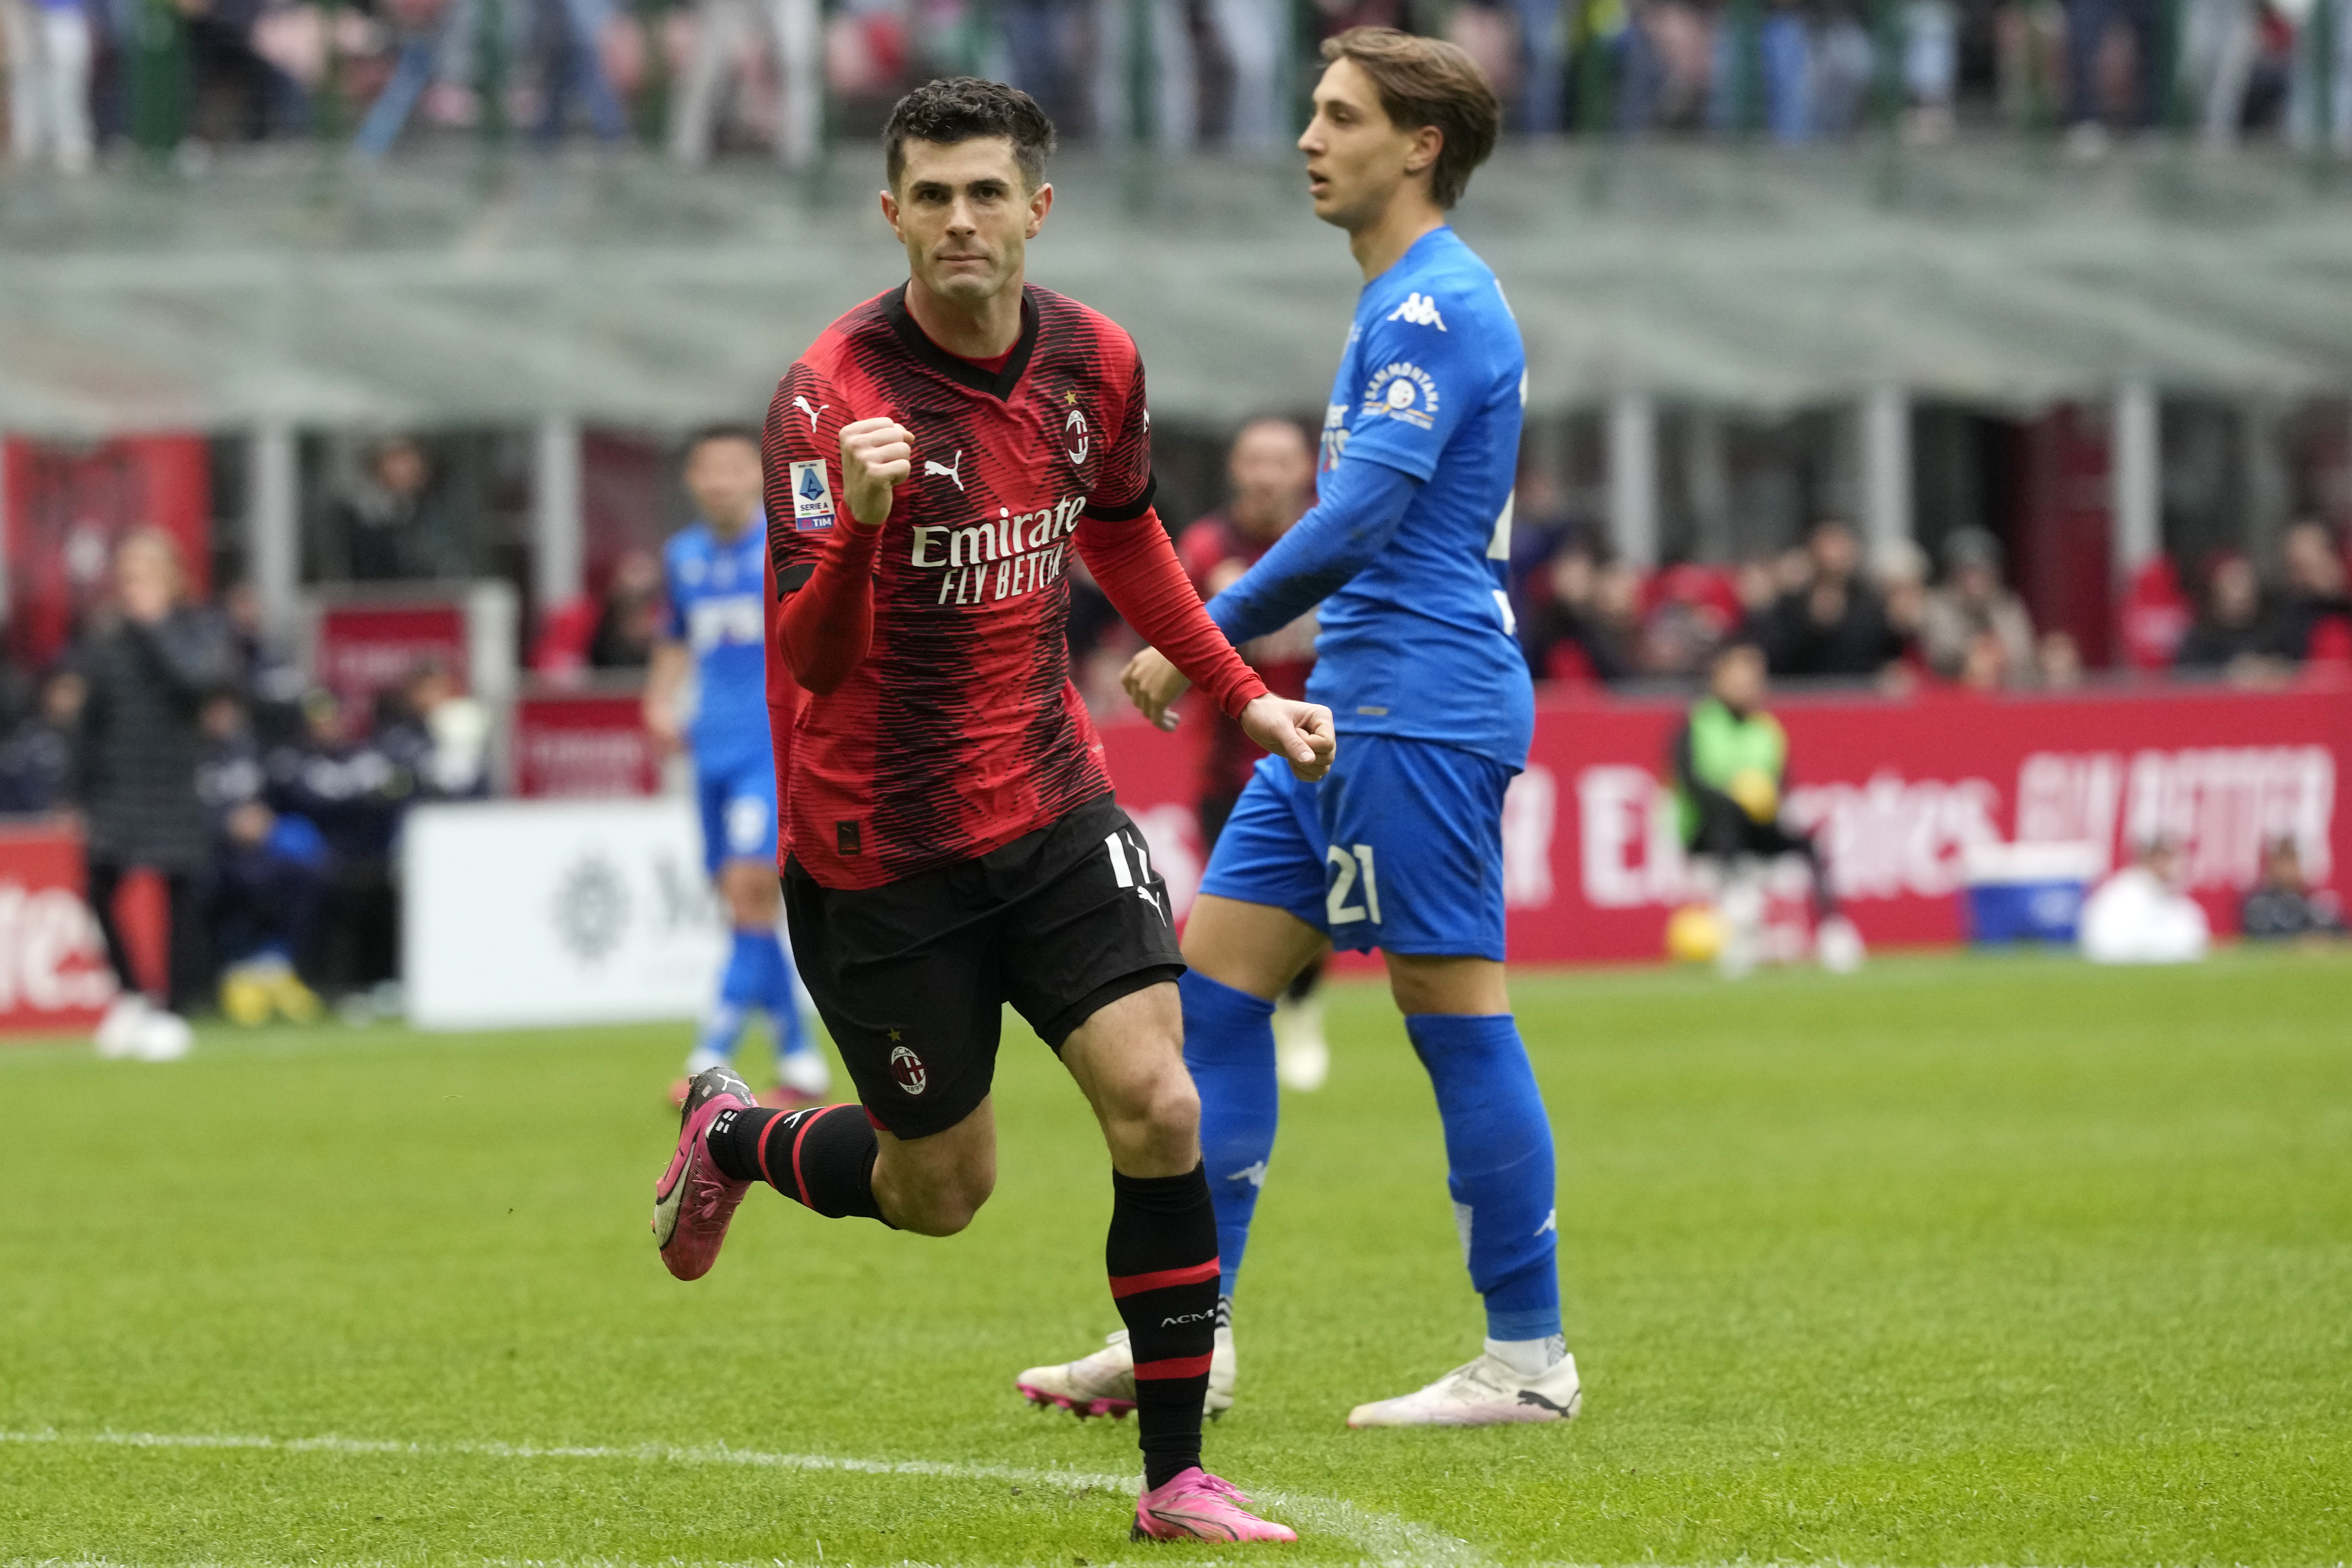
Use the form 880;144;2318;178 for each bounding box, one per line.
0;1428;1488;1568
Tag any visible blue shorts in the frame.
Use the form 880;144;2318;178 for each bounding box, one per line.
1198;735;1514;960
695;752;779;877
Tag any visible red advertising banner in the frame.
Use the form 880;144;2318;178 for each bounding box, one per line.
514;686;661;798
0;820;120;1036
2;435;212;670
1100;683;2352;963
313;603;473;713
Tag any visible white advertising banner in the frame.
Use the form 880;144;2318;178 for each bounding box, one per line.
405;798;723;1030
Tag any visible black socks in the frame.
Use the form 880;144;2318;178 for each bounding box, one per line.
1106;1164;1221;1491
708;1104;889;1223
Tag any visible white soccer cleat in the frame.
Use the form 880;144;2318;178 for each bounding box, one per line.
776;1045;832;1099
1273;992;1330;1091
135;1009;195;1062
1345;1351;1581;1428
94;995;151;1059
1816;914;1866;974
1016;1324;1237;1419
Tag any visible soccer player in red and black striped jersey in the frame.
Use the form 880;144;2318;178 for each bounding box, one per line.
647;76;1332;1546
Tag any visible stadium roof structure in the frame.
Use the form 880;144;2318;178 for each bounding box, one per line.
3;142;2351;436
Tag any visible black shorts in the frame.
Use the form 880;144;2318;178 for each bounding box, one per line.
782;793;1184;1140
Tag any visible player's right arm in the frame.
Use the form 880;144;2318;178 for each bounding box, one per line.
641;545;690;751
762;367;908;696
642;639;689;752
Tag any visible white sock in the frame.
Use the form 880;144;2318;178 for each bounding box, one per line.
1485;1334;1566;1378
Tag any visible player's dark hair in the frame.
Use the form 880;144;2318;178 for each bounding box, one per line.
883;77;1057;191
1318;28;1500;210
685;422;762;457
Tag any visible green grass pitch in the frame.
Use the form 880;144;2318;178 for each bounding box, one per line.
4;948;2349;1567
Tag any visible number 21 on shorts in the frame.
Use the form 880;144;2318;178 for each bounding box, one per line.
1326;843;1381;926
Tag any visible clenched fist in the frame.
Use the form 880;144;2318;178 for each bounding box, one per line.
840;417;914;530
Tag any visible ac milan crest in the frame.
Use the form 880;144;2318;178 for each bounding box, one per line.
890;1043;927;1096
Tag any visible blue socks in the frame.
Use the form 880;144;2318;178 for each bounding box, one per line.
1179;970;1279;1300
752;931;812;1060
1405;1012;1562;1343
1183;975;1561;1345
691;929;812;1071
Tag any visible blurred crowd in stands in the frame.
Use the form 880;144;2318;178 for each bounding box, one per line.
6;0;2352;173
1512;512;2352;694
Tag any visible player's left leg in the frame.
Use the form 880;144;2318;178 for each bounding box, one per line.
1003;800;1293;1543
1313;738;1581;1429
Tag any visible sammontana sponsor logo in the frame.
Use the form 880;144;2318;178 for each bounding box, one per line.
911;492;1088;606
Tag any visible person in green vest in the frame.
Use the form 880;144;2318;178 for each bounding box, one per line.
1671;638;1863;973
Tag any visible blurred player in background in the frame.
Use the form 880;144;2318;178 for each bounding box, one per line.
647;78;1332;1543
1021;27;1579;1429
644;425;832;1110
1177;417;1331;1092
1672;639;1864;976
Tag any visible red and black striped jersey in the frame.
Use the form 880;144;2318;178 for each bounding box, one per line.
761;283;1175;890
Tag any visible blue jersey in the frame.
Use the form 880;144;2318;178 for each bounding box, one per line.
1311;227;1533;768
663;519;774;771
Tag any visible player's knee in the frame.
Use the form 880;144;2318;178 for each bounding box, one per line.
1111;1063;1199;1170
890;1166;995;1236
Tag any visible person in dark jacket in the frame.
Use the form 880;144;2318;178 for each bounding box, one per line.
1754;519;1901;680
75;530;238;1058
265;688;417;1000
0;668;87;815
2240;837;2344;941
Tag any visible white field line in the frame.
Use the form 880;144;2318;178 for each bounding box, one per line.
0;1429;1489;1568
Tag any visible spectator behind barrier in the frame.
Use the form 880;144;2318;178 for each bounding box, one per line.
221;579;309;744
2240;836;2345;941
76;530;238;1061
320;435;457;581
2080;837;2210;964
2174;552;2292;685
0;667;86;814
1872;538;1931;693
591;550;668;670
377;658;493;799
196;692;330;1026
1920;527;2035;684
1526;538;1637;687
2277;520;2352;666
1752;519;1900;679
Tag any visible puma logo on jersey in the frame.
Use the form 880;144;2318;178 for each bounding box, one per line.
792;395;827;431
924;450;965;491
1386;292;1448;331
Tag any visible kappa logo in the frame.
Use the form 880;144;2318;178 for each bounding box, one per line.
890;1043;928;1096
791;395;828;432
1536;1208;1557;1237
924;449;965;491
1385;292;1447;331
1226;1160;1269;1189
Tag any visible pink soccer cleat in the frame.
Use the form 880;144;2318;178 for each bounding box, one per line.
1131;1468;1297;1543
651;1066;756;1281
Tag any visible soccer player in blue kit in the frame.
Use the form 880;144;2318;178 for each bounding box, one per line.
1017;28;1578;1427
644;425;832;1109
